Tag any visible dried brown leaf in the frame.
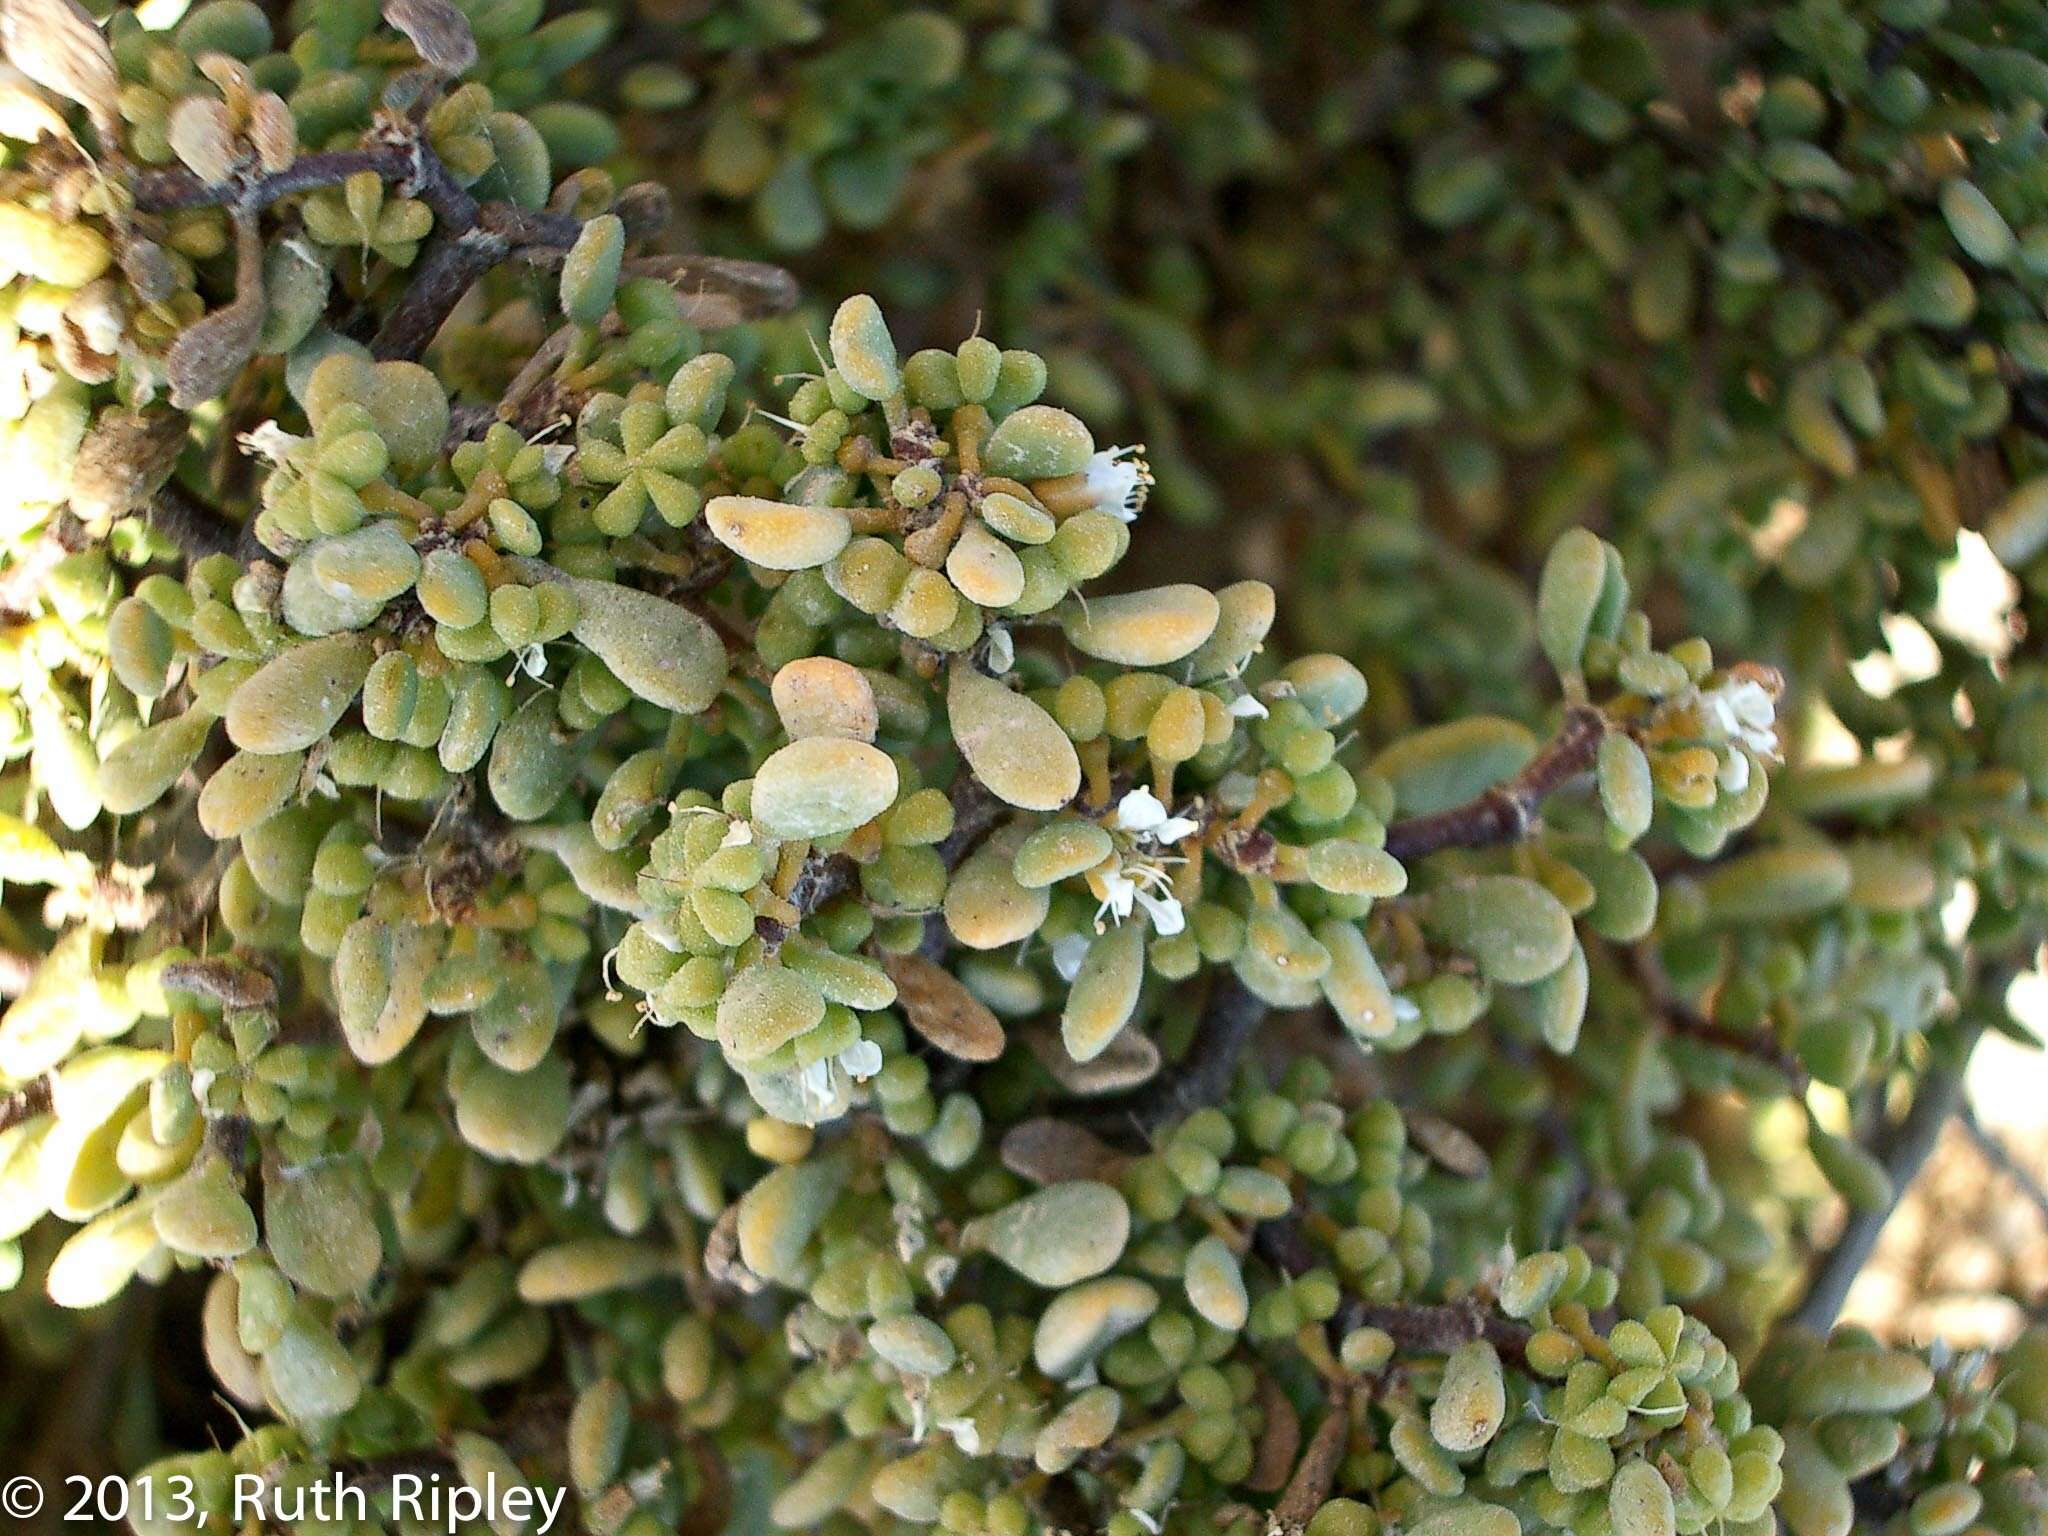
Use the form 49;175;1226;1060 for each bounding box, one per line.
51;308;111;382
166;293;262;408
382;0;477;74
882;952;1006;1063
0;0;114;122
161;957;277;1009
1025;1021;1159;1095
703;1203;762;1294
998;1117;1130;1185
1407;1109;1490;1179
166;95;235;184
247;90;296;173
71;405;187;522
612;180;671;239
1247;1374;1302;1494
626;253;800;329
119;237;178;306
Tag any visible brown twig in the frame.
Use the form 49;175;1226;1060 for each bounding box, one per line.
1254;1216;1534;1363
766;777;1009;946
134;131;793;371
130;147;414;215
1627;944;1811;1093
1383;705;1606;862
1660;1001;1812;1093
147;481;240;559
0;1074;54;1133
1269;1391;1351;1536
372;201;579;361
1341;1300;1535;1365
1088;972;1267;1134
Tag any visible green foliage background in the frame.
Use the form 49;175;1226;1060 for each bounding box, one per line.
3;0;2048;1534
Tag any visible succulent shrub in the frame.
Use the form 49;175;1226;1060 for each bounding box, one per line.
0;3;2045;1536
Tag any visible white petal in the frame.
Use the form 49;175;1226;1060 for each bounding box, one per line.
1095;869;1137;926
837;1040;883;1081
1227;692;1269;719
1115;787;1170;834
799;1058;833;1107
1136;888;1186;937
939;1417;982;1455
1154;815;1200;844
1730;679;1775;726
1717;748;1751;794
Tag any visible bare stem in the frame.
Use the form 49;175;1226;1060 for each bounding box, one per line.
147;481;240;559
1269;1392;1351;1536
767;778;1009;947
1090;973;1267;1133
1383;705;1606;862
1790;1019;1986;1333
1254;1215;1534;1364
1662;1001;1813;1093
130;147;413;214
0;1075;54;1134
1630;945;1812;1093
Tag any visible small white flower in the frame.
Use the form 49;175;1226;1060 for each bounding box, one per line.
1717;747;1751;795
1085;789;1198;934
1082;444;1153;522
1052;933;1092;981
1226;690;1269;719
239;420;302;464
1091;848;1187;935
719;819;755;848
1114;786;1199;845
985;625;1015;674
837;1039;883;1081
1702;678;1778;754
